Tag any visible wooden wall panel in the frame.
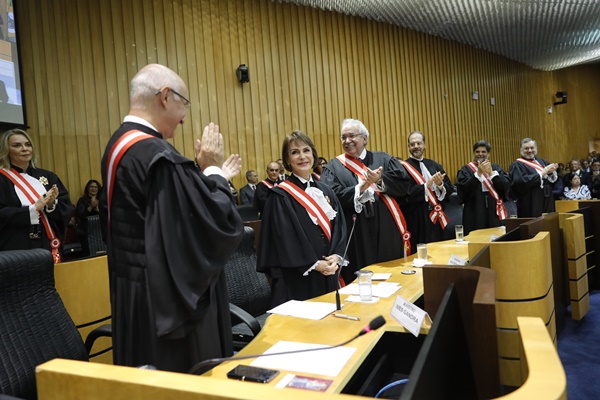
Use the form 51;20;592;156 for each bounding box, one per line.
11;0;600;197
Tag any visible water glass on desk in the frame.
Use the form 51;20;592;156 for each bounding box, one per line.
455;224;464;242
356;270;373;301
416;243;428;260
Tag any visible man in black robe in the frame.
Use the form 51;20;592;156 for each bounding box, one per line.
401;131;454;252
253;161;281;215
100;64;243;373
509;138;558;217
456;140;511;235
321;119;411;283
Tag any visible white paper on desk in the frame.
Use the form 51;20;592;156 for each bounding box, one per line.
372;283;401;298
338;283;360;295
267;300;336;320
345;295;380;303
447;254;468;266
372;273;392;281
250;340;357;377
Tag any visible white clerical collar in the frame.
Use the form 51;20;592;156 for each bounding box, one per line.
410;156;424;162
123;115;160;133
294;174;313;185
358;149;367;160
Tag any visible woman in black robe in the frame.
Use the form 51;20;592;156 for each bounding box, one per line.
257;131;347;307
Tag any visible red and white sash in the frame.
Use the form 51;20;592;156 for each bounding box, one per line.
516;157;544;172
106;130;155;220
337;154;411;255
400;160;449;229
467;162;507;220
260;179;275;189
0;168;62;263
278;180;332;241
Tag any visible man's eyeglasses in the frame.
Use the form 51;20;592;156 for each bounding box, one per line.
155;88;192;109
341;133;361;141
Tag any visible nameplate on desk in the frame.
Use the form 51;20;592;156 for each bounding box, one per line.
390;295;431;337
447;254;468;266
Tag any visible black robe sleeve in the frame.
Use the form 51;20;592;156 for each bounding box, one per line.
144;157;244;337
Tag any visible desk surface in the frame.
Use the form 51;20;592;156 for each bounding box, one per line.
205;227;505;393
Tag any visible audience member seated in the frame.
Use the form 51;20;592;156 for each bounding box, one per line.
564;159;591;187
563;172;591;200
590;160;600;199
76;179;102;256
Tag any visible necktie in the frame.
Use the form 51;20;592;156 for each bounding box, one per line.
251;185;255;191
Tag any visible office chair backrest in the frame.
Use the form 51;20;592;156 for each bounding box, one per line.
224;226;271;317
86;215;106;256
0;249;88;400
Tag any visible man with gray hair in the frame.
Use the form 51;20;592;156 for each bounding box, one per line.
509;138;558;217
100;64;243;372
322;118;411;283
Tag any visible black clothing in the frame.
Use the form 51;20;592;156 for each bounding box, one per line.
321;151;411;283
76;194;100;255
100;122;243;373
239;184;255;205
456;163;510;235
0;165;72;253
257;175;346;307
509;157;556;217
402;158;454;253
253;178;279;215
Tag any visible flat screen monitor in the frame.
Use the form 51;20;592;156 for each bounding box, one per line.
0;0;25;126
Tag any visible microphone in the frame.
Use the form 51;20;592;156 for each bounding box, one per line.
336;214;357;311
188;315;386;375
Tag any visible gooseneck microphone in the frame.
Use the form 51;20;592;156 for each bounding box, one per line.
188;315;386;375
336;214;357;311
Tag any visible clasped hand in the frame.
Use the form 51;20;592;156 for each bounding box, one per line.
35;185;59;211
317;255;340;276
427;171;446;188
477;160;492;176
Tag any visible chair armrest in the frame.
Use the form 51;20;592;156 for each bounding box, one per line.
84;324;112;355
229;303;261;336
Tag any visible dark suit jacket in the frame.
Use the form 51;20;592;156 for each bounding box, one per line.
239;184;255;205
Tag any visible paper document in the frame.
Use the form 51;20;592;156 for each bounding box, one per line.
250;340;357;377
267;300;337;320
372;273;392;281
338;283;401;298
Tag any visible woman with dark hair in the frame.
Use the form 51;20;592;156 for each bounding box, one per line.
257;131;347;307
0;129;73;262
313;156;328;179
76;179;102;255
563;172;591;200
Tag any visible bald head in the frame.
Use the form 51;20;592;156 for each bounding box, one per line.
128;64;189;139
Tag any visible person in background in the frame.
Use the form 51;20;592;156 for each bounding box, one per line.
257;131;347;307
564;159;591;187
581;159;590;173
590;160;600;199
239;170;258;206
253;161;281;215
509;138;558;217
557;163;567;178
276;158;289;181
313;156;328;179
100;63;243;373
0;129;73;262
322;119;411;283
456;140;510;235
563;173;591;200
76;179;102;255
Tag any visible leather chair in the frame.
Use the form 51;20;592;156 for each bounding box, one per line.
223;226;271;351
0;249;108;400
86;215;106;256
442;191;464;240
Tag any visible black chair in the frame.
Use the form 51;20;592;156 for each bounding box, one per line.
86;215;106;256
223;226;271;351
236;204;260;222
442;191;464;240
0;249;108;400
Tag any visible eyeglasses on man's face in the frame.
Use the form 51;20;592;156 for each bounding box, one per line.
340;133;361;141
155;88;192;109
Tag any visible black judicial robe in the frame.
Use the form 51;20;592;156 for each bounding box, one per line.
253;178;279;215
100;122;243;373
257;175;347;307
321;151;411;283
456;163;511;235
509;157;555;217
0;165;73;252
402;158;454;253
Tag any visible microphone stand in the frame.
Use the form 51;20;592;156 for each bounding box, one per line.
336;214;357;311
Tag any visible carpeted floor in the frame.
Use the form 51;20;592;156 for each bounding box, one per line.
557;290;600;400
